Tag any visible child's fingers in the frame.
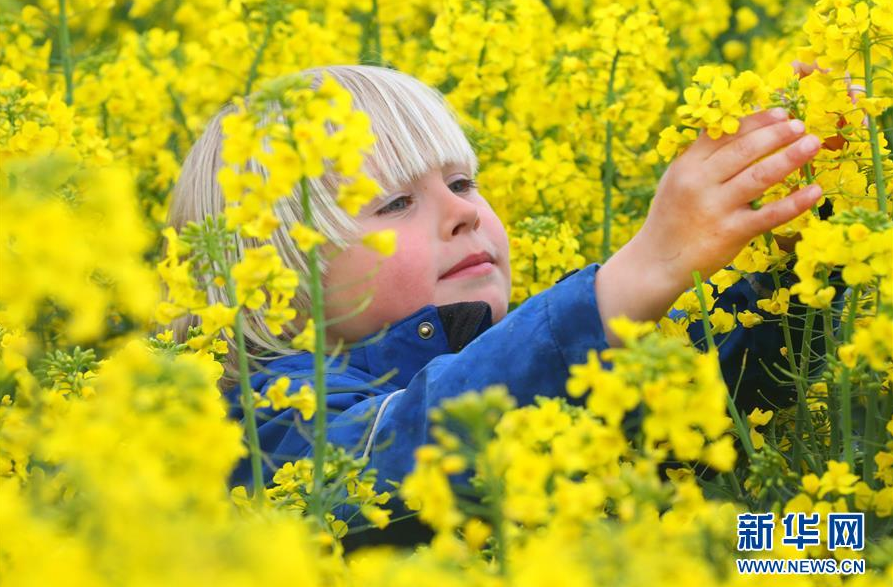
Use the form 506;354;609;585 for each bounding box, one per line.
722;132;821;206
688;108;790;160
742;183;823;236
709;119;808;183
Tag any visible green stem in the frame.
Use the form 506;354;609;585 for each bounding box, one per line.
244;19;274;96
863;377;878;485
224;275;265;502
863;280;885;483
862;32;888;214
370;0;382;65
767;265;820;464
820;292;840;459
301;177;331;524
473;426;506;575
58;0;74;106
797;305;823;473
723;471;745;503
488;474;507;575
601;51;620;261
802;164;819;216
838;373;854;470
470;0;492;123
692;271;755;457
838;285;861;470
880;109;893;160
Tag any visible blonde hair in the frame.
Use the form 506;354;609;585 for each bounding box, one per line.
163;65;479;390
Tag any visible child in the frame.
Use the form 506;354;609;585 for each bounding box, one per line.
168;65;839;548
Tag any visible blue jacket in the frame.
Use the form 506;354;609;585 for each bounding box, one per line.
226;262;842;537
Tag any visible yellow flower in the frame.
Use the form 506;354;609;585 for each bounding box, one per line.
747;408;773;451
586;373;639;427
656;316;691;341
722;40;746;61
838;344;858;368
400;446;463;532
0;331;32;372
818;461;859;498
735;6;759;32
216;167;263;203
672;284;716;318
360;505;392;530
266;377;292;411
709;307;735;334
850;314;893;371
362;229;397;256
229;486;251;512
676;67;768;139
290;383;316;420
462;518;492;551
737;310;764;328
230;245;295;310
252;391;270;409
876;488;893;517
193;303;238;337
607;316;656;344
155;301;187;324
291;319;316;353
842;261;873;286
509;217;585;304
703;436;736;471
749;427;765;450
748;407;774;427
756;288;790;315
847;223;871;242
266;377;316;420
784;493;814;515
337;176;381;216
874;452;893;486
289;223;327;252
210;339;229;355
801;473;821;496
710;269;742;293
440;454;467;475
219;110;258;165
854;481;876;512
656;125;697;161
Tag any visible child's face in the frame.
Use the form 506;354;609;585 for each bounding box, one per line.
320;164;511;344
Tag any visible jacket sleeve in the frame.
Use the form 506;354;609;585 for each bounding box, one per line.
678;264;846;416
331;262;614;490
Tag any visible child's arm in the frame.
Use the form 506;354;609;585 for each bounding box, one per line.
229;263;612;495
595;108;823;347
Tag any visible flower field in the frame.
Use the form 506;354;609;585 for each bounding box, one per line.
1;0;893;584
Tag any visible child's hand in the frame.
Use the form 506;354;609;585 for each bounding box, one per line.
642;108;822;288
595;108;822;347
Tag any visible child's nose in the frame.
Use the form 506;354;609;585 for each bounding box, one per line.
436;182;481;238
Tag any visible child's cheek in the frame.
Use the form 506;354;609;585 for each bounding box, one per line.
374;242;436;309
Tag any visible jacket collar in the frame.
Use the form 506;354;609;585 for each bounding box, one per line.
253;301;494;390
351;300;493;388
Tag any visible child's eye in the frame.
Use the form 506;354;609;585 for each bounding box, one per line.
449;178;478;194
375;195;414;216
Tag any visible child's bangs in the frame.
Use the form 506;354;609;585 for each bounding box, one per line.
312;66;478;193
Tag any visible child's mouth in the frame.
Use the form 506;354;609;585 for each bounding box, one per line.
441;261;495;280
